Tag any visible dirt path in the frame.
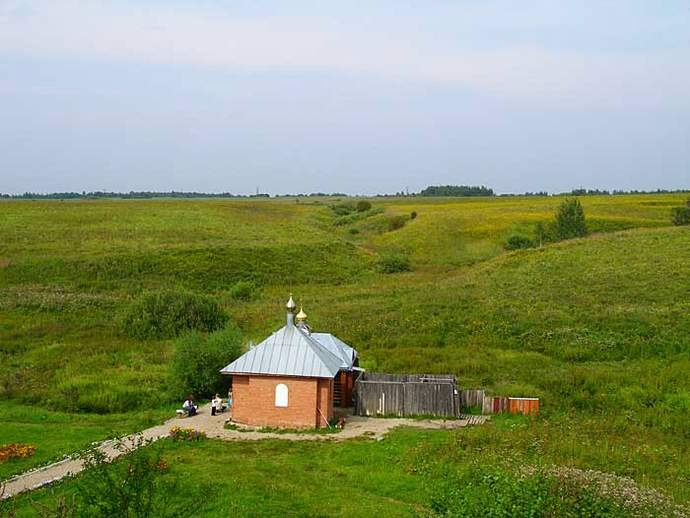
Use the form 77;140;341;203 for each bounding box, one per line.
2;405;486;500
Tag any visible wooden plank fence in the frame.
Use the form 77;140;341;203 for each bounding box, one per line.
355;373;459;417
460;390;539;416
404;382;457;416
355;376;539;418
507;397;540;415
461;389;485;410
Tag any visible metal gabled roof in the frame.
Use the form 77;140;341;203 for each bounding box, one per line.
310;332;356;369
220;324;344;379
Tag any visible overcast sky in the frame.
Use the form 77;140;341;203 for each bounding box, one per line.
1;1;688;195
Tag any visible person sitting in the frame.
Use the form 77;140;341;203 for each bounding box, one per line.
182;396;197;416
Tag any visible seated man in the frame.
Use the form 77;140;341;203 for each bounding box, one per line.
182;396;197;416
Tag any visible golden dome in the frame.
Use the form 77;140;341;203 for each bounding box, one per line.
286;294;296;311
296;307;308;321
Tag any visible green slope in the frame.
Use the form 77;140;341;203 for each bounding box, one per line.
1;196;689;507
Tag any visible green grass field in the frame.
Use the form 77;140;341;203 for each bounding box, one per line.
1;194;689;515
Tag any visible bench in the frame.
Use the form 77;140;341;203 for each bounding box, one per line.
176;407;198;418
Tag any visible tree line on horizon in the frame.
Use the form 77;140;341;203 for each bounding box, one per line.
0;190;270;200
418;185;495;197
1;186;687;200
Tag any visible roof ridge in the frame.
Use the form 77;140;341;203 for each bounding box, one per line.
310;332;355;367
220;324;344;378
296;326;344;366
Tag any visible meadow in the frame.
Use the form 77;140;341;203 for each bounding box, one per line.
1;194;689;515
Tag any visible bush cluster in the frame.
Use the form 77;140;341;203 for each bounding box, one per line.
330;202;356;216
331;200;373;215
122;290;228;340
331;201;383;228
377;253;412;273
69;436;178;518
671;199;690;225
515;198;587;251
505;234;534;250
171;325;244;398
388;215;409;231
355;200;372;212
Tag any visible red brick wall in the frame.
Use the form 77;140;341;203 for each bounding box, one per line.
232;374;333;428
316;378;334;426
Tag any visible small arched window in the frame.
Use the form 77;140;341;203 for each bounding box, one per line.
275;383;288;407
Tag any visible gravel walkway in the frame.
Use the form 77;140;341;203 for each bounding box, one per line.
2;404;486;500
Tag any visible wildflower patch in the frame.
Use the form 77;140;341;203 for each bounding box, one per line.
168;426;206;442
0;444;37;462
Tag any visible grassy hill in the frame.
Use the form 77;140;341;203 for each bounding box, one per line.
1;194;689;514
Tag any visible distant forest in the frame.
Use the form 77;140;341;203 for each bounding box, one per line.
418;185;495;197
1;187;687;200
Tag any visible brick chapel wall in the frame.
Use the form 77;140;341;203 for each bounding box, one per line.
232;374;332;428
316;378;334;426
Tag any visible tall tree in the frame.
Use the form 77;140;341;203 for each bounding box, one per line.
554;198;587;240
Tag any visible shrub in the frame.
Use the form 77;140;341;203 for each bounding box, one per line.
388;215;408;231
348;228;360;235
73;436;179;518
377;253;412;273
554;197;587;240
334;206;385;226
505;234;534;250
228;280;259;301
410;211;417;220
355;200;372;212
330;203;355;216
171;325;244;398
671;200;690;225
122;290;228;340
